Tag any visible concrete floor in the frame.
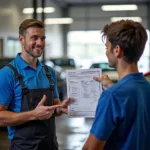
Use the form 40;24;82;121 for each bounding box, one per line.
0;115;93;150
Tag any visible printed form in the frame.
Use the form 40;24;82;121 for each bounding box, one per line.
66;69;102;118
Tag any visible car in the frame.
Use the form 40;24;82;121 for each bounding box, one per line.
49;58;76;69
90;62;118;82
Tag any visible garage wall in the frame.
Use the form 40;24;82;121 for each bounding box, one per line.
0;0;63;58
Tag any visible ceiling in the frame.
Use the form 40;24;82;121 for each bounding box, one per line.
53;0;150;7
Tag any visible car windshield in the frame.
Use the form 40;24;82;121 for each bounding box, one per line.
90;62;116;71
50;58;75;67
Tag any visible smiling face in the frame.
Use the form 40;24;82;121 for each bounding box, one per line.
19;27;46;58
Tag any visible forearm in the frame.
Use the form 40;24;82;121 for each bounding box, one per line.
82;134;106;150
0;110;36;126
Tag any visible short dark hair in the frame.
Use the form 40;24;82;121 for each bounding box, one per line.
102;20;147;63
19;18;44;35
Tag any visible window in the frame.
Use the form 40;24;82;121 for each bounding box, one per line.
5;37;21;57
68;30;150;72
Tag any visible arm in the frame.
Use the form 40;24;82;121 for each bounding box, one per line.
0;104;37;126
0;95;61;126
82;91;122;150
82;134;106;150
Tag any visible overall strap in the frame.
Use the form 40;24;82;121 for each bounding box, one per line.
6;64;29;95
44;65;54;90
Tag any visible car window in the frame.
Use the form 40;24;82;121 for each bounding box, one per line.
90;63;116;71
50;58;75;67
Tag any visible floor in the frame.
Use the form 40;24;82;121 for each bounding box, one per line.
0;115;94;150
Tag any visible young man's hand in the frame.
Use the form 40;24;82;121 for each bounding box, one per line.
93;74;113;90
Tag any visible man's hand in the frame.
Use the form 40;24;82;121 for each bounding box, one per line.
55;97;71;115
33;95;61;120
93;74;113;90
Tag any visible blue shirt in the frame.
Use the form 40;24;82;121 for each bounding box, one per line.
91;73;150;150
0;53;59;140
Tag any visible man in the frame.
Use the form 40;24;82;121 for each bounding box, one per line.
0;19;70;150
82;20;150;150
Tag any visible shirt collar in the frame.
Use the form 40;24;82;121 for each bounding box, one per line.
15;53;44;69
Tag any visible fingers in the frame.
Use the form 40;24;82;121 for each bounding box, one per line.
102;74;109;79
37;95;47;107
38;111;54;120
45;104;62;111
93;74;110;82
61;97;72;107
93;76;101;82
60;108;68;114
93;74;113;90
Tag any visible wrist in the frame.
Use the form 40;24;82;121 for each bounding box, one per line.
28;110;37;121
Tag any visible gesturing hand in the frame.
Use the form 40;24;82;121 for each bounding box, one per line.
33;95;61;120
55;97;71;115
93;74;113;90
60;97;71;114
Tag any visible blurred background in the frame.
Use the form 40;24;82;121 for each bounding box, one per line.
0;0;150;149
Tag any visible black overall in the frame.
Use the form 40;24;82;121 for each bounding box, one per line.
7;64;58;150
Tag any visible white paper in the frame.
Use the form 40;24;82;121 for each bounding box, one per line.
66;69;102;118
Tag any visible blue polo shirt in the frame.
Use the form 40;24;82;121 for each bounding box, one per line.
0;53;59;140
91;73;150;150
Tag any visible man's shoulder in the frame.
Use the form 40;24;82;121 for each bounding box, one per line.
104;81;123;95
102;79;130;101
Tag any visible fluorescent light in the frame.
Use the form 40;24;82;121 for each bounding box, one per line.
45;18;73;24
36;7;43;13
23;8;34;14
101;4;138;11
22;7;55;14
37;7;55;13
111;17;142;22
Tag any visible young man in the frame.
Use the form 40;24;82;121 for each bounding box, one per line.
0;19;70;150
82;20;150;150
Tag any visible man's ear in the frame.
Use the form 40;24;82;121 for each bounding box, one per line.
114;45;123;58
19;35;24;45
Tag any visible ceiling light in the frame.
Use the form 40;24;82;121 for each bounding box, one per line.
36;7;43;13
111;17;142;22
23;8;34;14
22;7;55;14
36;7;55;13
45;18;73;24
44;7;55;13
101;4;138;11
